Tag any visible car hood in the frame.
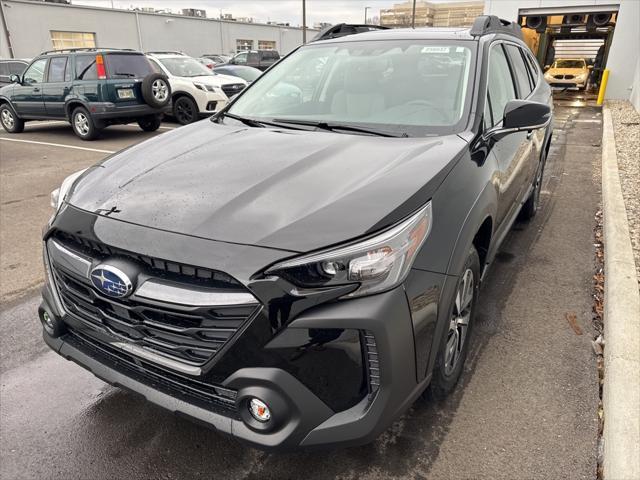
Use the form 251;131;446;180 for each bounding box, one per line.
190;74;247;86
67;121;467;252
546;67;588;76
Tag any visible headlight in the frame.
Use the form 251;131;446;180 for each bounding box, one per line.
266;202;433;298
193;83;215;92
50;169;87;212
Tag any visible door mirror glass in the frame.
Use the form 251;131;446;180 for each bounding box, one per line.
9;74;20;83
503;99;551;130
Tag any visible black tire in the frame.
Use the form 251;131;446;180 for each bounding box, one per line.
521;152;547;220
138;115;162;132
173;96;199;125
0;104;24;133
141;73;171;108
428;246;480;400
71;106;100;140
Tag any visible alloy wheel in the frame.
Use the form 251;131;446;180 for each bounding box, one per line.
175;99;196;124
444;268;474;375
152;79;168;102
1;109;15;129
74;112;90;136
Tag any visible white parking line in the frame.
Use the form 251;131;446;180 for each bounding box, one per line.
0;137;115;154
24;121;176;130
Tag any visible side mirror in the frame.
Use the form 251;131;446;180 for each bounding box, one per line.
588;65;594;70
543;65;550;71
9;74;20;84
484;100;551;142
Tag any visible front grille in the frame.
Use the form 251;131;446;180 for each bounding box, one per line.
64;327;239;417
553;74;564;79
565;74;575;80
49;234;259;367
221;83;246;98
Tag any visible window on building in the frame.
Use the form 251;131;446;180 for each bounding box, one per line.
236;39;253;52
258;40;276;50
47;57;68;83
50;31;96;50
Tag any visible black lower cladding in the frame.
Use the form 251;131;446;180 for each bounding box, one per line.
47;220;368;413
63;326;240;418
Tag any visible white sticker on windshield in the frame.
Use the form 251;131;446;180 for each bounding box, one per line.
421;46;450;53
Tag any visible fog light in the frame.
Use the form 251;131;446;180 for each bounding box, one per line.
43;311;54;330
248;398;271;423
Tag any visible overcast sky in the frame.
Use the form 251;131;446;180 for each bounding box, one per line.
71;0;467;27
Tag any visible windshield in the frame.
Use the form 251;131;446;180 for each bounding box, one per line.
553;59;585;69
228;40;475;136
105;53;155;78
159;57;212;77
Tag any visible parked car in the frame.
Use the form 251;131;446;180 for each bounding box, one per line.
212;65;262;84
544;58;590;90
0;59;30;86
0;48;170;140
41;16;552;450
226;50;280;71
196;57;215;70
201;54;230;65
147;52;247;124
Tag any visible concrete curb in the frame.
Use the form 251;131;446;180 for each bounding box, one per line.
601;106;640;480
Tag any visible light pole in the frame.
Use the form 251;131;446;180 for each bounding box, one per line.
302;0;307;44
411;0;417;28
364;6;370;24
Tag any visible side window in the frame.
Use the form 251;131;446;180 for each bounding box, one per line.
75;55;97;80
247;52;260;64
486;44;516;127
505;44;532;98
524;52;540;87
234;52;248;65
9;62;27;75
22;58;48;84
48;57;68;83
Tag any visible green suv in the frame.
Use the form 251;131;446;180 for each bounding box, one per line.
0;48;171;140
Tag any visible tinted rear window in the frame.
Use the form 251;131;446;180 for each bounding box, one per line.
75;55;97;80
105;53;154;79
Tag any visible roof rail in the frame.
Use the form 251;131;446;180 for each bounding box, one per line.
469;15;523;39
39;47;136;55
311;23;390;42
146;50;186;56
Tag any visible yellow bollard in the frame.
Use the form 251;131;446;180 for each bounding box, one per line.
597;69;610;106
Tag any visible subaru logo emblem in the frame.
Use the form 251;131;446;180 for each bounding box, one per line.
90;265;133;298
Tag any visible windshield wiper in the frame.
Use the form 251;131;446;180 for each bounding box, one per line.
272;119;405;137
220;112;307;130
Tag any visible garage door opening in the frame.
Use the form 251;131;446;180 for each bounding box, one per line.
517;5;619;107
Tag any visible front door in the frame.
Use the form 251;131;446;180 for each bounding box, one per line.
485;43;532;230
42;56;72;118
12;58;47;117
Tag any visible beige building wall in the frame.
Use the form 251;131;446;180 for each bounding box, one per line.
380;1;484;28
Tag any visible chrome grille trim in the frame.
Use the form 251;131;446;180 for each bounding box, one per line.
134;280;258;307
49;239;92;278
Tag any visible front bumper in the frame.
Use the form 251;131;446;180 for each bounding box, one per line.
40;280;434;450
192;89;228;115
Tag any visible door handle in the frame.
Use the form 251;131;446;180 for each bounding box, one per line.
526;130;533;140
33;87;40;92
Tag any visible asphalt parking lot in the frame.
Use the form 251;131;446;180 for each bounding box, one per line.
0;102;602;479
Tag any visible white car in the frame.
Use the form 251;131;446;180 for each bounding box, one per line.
544;58;590;90
147;52;247;124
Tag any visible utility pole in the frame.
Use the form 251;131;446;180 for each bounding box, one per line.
364;6;370;24
411;0;417;28
302;0;307;44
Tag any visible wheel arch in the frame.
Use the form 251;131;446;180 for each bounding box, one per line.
65;100;89;119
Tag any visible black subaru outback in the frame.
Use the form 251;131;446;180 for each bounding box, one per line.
0;48;170;140
40;17;552;450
